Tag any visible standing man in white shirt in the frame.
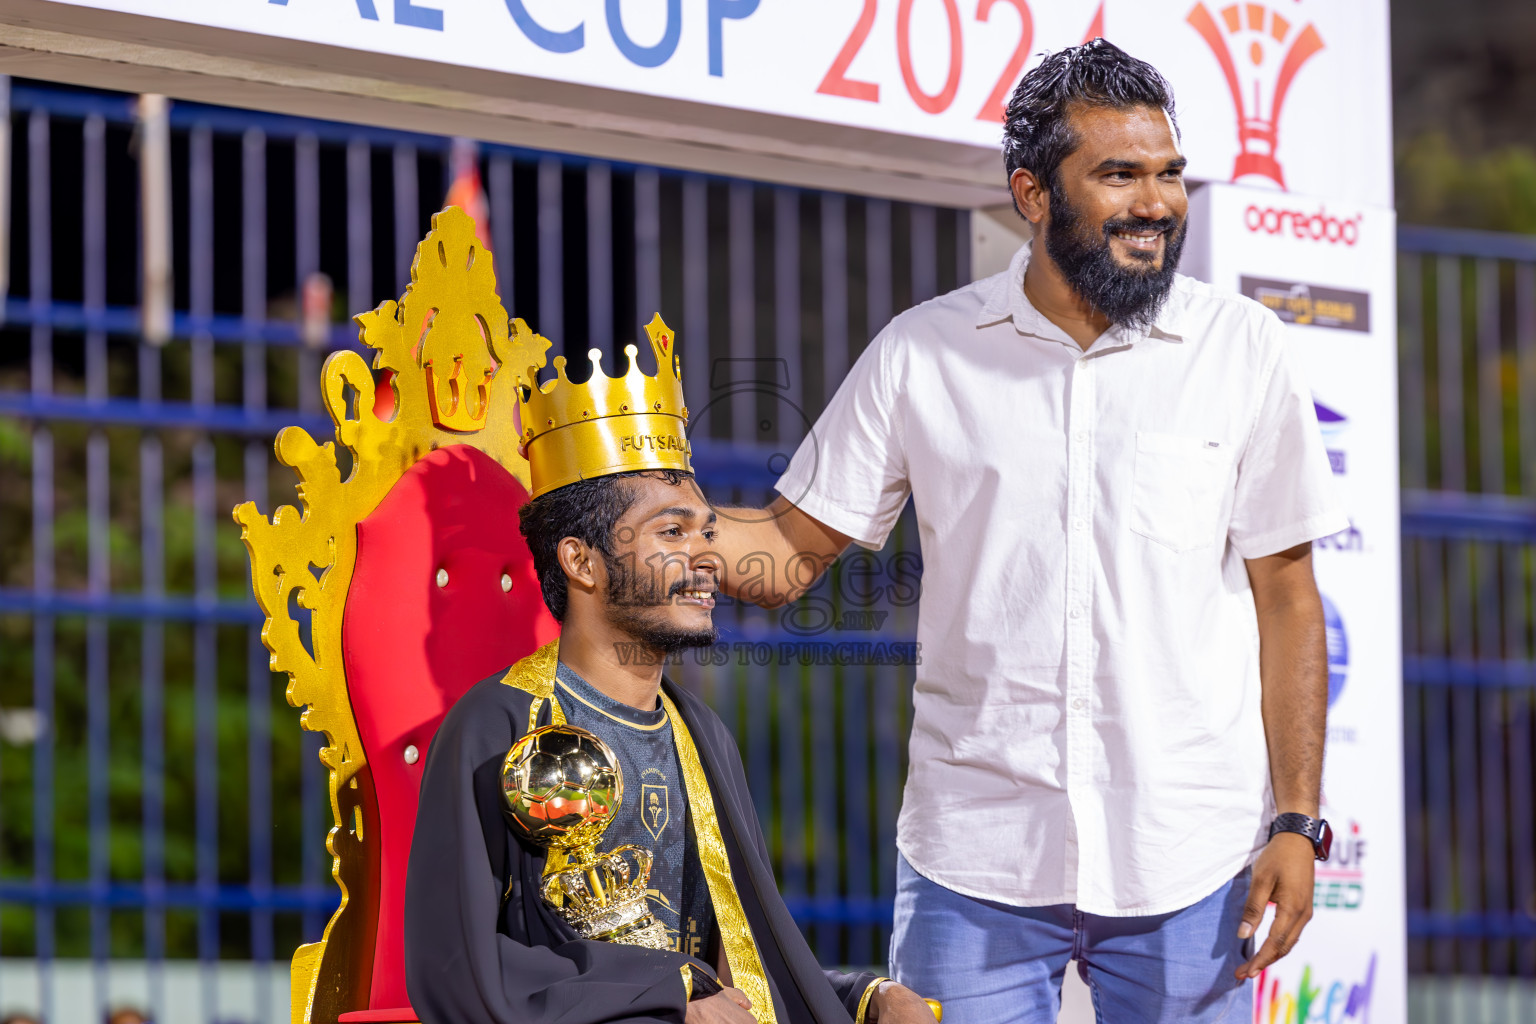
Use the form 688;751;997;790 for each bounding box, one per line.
708;39;1347;1023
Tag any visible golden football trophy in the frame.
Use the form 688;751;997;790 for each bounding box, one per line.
501;724;672;949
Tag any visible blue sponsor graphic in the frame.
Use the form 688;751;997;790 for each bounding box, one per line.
1314;397;1347;474
1315;519;1363;552
1322;593;1349;706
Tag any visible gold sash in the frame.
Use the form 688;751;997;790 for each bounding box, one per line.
661;690;776;1024
501;640;566;732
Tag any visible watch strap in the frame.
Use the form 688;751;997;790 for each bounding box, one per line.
1269;812;1331;861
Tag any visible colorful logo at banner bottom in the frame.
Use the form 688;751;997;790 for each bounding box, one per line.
1315;819;1367;911
1255;953;1376;1023
1322;593;1348;706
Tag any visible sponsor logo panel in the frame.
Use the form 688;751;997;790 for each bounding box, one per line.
1243;276;1371;332
1315;818;1368;912
1310;396;1366;554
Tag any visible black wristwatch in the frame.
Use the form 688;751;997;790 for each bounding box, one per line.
1269;813;1333;861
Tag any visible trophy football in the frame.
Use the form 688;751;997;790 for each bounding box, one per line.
501;724;672;949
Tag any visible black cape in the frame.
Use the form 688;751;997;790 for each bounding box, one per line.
404;668;879;1024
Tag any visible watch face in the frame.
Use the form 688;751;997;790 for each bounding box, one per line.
1316;819;1334;862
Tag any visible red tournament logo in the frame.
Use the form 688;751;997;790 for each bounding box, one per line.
1186;3;1324;190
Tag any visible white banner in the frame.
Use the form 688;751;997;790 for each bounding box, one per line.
38;0;1390;206
1186;181;1406;1024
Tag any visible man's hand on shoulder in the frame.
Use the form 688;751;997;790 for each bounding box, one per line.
1235;831;1317;980
686;987;755;1024
867;980;937;1023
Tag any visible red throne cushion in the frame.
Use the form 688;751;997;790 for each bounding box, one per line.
340;444;559;1015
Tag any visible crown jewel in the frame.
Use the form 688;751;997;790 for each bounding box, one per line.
515;313;691;498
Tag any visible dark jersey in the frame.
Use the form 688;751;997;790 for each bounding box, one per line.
554;662;716;958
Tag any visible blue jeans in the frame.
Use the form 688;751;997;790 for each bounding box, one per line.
890;855;1253;1024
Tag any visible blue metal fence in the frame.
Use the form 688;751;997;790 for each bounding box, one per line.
1397;227;1536;980
0;77;963;1020
2;73;1535;1021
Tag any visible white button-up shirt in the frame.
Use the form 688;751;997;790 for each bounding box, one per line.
775;244;1347;915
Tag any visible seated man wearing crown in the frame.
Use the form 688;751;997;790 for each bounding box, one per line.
403;320;935;1024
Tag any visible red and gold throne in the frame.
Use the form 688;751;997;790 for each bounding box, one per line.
235;208;560;1023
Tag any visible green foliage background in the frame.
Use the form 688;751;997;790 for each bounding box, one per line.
0;343;320;962
1398;133;1536;235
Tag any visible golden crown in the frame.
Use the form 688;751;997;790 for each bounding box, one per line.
514;313;691;498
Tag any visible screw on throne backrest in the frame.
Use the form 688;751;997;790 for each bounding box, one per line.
235;208;559;1023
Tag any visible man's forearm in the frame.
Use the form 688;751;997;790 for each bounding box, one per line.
1255;595;1327;816
711;496;849;608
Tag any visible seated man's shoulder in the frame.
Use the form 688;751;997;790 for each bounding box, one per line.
433;668;536;751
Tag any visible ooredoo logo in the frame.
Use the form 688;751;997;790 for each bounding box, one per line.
1187;2;1325;190
1244;203;1362;245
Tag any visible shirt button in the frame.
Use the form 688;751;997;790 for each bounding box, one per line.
1069;607;1082;619
1073;518;1087;531
1074;431;1088;443
1072;698;1088;711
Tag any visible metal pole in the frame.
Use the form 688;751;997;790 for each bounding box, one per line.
634;167;661;331
83;109;112;1022
138;94;172;346
246;125;276;1023
681;175;709;427
489;152;514;303
348;136;374;314
865;198;893;356
0;75;10;322
820;194;849;405
1436;256;1466;492
28;104;56;1024
587;161;613;357
728;181;755;442
538;156;564;347
189;121;221;1024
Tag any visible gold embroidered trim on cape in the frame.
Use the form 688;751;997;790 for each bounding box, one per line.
661;691;776;1024
500;640;565;732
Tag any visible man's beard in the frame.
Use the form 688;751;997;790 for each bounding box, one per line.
1043;187;1186;332
602;553;718;654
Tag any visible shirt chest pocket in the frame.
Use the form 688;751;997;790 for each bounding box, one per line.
1130;431;1235;553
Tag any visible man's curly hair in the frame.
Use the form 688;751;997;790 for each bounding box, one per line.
517;469;692;622
1002;38;1179;193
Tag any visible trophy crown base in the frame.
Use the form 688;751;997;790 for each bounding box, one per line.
567;892;672;949
590;913;672;950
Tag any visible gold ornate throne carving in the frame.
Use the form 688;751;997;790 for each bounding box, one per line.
234;208;560;1023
